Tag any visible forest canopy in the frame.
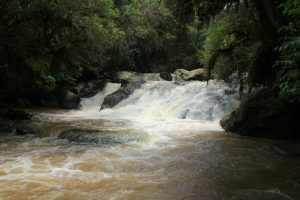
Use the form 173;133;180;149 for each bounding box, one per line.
0;0;299;105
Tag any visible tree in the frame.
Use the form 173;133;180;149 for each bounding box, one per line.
170;0;292;90
0;0;123;103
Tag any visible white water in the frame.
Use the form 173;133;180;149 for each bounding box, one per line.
80;82;121;110
1;80;300;200
100;81;240;121
36;80;240;133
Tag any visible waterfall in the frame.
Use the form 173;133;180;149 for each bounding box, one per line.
106;81;239;121
80;82;121;109
79;81;240;121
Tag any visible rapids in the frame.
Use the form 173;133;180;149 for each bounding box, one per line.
0;80;300;200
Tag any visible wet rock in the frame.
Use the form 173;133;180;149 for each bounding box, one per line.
57;89;80;109
59;129;148;145
174;68;207;81
57;81;106;109
220;89;299;139
180;109;190;119
101;81;144;109
0;118;15;135
159;72;172;81
0;109;32;120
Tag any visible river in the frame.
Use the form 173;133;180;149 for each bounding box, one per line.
0;81;299;200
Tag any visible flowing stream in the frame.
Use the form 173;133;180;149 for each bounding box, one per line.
0;80;300;200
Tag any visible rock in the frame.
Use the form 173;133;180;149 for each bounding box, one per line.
159;72;173;81
0;109;32;120
180;109;190;119
174;68;207;81
101;81;144;109
57;89;80;109
71;81;105;98
56;81;106;109
117;71;138;83
117;71;160;83
0;118;15;135
59;129;148;145
220;89;299;139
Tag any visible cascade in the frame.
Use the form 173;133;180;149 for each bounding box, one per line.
80;82;121;109
80;81;240;121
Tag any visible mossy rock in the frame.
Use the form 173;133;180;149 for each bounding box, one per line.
59;129;148;145
220;89;299;138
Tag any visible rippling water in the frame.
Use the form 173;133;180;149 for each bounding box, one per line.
0;81;299;200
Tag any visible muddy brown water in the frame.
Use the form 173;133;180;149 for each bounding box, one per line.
0;109;300;200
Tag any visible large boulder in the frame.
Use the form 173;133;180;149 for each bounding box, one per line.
101;81;144;110
57;81;106;109
174;68;207;81
59;129;148;145
220;89;299;138
57;89;80;109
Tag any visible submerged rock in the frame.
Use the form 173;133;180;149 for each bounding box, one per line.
59;129;148;145
101;81;144;109
220;89;299;138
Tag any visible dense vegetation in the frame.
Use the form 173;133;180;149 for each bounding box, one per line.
0;0;299;137
173;0;299;137
0;0;202;105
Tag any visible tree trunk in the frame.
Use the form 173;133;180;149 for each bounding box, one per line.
250;0;284;48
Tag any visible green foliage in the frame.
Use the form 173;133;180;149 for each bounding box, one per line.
117;0;177;71
0;0;122;102
199;4;262;83
117;0;202;72
0;0;204;104
276;0;300;102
